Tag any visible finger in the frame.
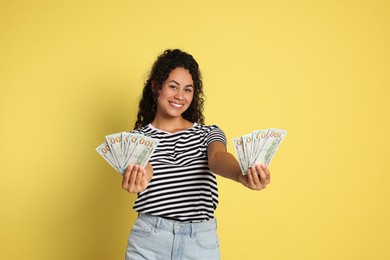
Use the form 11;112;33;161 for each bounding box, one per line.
122;164;134;189
251;165;263;189
125;165;141;192
249;166;264;190
129;165;138;185
246;168;254;189
260;163;271;184
256;164;267;185
134;165;144;186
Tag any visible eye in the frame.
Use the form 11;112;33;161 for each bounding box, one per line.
169;85;177;90
185;88;193;93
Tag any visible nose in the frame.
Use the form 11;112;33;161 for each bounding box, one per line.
174;90;184;101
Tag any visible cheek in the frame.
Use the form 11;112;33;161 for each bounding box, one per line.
155;96;164;109
187;95;194;105
187;92;194;101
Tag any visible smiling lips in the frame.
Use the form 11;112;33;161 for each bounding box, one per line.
169;101;184;109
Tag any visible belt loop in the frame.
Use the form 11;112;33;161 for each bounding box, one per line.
190;222;195;239
154;216;162;233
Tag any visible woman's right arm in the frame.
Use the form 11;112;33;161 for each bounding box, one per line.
208;141;270;191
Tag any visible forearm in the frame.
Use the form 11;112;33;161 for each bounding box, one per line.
209;142;271;191
209;150;241;183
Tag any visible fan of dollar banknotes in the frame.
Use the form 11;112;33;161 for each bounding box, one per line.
233;128;287;175
96;132;159;175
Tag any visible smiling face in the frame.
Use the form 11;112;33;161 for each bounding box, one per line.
155;67;194;120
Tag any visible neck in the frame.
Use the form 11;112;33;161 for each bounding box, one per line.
151;116;193;133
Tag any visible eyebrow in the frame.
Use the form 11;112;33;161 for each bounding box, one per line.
168;80;194;88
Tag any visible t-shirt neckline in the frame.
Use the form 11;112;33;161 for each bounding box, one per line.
147;122;198;135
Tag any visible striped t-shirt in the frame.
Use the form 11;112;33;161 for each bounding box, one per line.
131;123;227;222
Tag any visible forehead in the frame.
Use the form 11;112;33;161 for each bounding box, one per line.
166;68;193;84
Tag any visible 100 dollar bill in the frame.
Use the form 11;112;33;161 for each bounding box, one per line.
96;133;159;175
234;128;287;175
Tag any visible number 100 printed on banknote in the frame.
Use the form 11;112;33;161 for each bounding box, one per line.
96;132;159;175
233;128;287;175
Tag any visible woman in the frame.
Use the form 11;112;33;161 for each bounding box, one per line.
122;49;270;260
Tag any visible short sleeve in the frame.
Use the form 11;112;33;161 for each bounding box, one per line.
205;125;227;147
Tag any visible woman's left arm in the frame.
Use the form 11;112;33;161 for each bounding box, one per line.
207;141;271;191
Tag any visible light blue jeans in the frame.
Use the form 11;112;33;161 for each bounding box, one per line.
125;213;220;260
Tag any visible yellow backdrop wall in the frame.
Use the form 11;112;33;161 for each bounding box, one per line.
1;0;389;259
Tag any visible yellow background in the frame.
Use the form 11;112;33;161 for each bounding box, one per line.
1;0;389;259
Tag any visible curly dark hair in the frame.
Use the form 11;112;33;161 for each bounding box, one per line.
133;49;205;130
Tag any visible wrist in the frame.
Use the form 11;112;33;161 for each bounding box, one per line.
234;171;242;183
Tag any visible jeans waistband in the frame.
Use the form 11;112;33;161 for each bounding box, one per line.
138;213;217;235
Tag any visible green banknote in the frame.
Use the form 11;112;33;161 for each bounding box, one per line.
233;128;287;175
96;132;159;175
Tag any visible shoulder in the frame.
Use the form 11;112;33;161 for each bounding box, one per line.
130;124;154;135
195;124;227;145
195;123;224;132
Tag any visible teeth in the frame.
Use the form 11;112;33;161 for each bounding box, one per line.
170;102;183;108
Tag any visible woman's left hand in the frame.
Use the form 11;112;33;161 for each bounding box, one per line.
238;163;270;191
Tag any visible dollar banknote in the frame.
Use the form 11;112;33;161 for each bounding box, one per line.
233;137;247;175
96;142;121;172
96;132;159;175
233;128;287;175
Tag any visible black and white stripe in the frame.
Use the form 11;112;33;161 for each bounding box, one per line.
131;123;226;222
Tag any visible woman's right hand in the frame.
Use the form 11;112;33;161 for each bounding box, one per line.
122;164;149;193
238;163;270;191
